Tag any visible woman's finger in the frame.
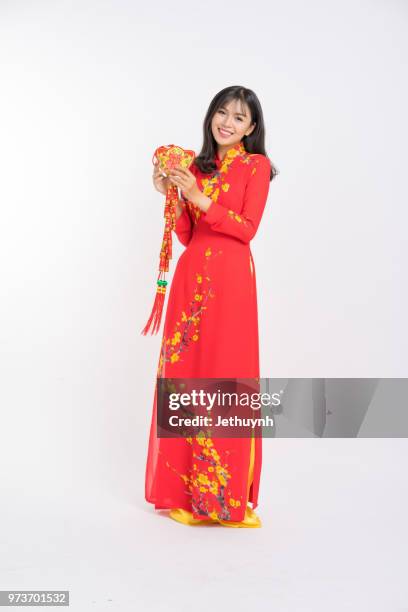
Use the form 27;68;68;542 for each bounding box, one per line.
168;166;189;176
170;176;188;188
154;167;166;178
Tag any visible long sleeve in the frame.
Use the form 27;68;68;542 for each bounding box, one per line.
173;200;193;246
202;154;271;244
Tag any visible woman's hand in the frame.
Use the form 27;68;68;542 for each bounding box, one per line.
152;159;170;196
167;166;202;204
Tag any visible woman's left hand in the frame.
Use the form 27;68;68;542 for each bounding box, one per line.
167;166;202;203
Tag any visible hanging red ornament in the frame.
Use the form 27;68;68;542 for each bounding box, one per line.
141;144;196;336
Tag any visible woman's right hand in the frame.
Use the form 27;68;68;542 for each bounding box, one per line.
152;159;171;195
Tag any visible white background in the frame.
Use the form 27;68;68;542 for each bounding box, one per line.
0;1;407;610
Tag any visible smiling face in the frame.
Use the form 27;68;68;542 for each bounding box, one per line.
211;98;256;152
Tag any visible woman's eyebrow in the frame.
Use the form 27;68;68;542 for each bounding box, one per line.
219;105;247;117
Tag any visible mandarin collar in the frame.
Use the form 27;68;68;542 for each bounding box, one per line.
215;140;246;164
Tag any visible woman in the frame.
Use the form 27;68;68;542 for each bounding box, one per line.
144;85;278;527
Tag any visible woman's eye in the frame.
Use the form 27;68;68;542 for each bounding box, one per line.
218;109;244;122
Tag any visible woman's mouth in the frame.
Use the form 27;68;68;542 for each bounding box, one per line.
218;128;233;138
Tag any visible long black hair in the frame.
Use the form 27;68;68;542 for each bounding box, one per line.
194;85;279;182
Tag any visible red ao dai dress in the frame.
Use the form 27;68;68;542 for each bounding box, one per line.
145;140;272;526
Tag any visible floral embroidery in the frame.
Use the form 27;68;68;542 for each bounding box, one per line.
227;209;247;225
187;201;204;225
218;155;264;227
156;246;222;377
205;142;250;205
184;141;252;225
159;430;244;520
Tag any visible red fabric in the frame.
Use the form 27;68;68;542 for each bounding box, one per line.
145;141;272;522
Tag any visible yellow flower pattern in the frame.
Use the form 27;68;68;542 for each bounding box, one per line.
183;141;252;225
227;209;246;225
159;430;244;521
156;246;223;378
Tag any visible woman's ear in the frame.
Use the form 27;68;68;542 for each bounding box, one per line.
246;122;256;137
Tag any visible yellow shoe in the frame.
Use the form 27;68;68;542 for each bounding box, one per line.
169;506;262;528
218;506;262;528
169;508;217;526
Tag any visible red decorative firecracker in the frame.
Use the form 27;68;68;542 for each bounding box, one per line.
141;144;196;335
